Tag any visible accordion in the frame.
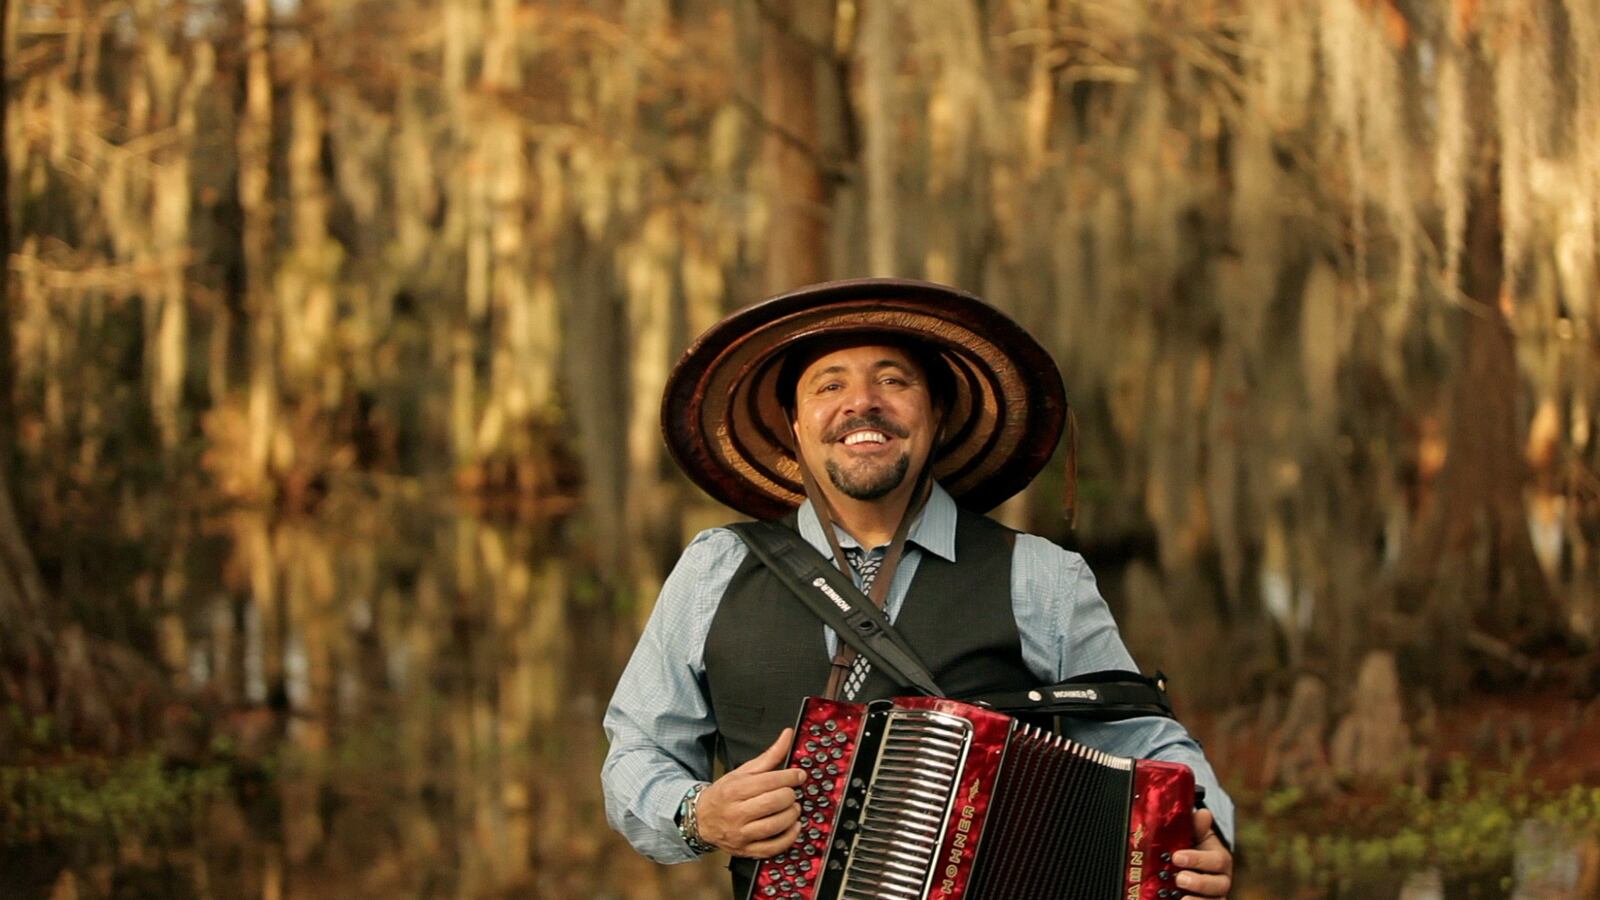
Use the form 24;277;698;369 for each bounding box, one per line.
747;696;1196;900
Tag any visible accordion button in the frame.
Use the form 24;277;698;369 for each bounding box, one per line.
809;724;822;736
800;757;814;768
812;811;826;824
1158;869;1171;880
830;747;844;759
804;740;818;752
795;876;809;888
804;845;819;856
1160;852;1172;863
824;720;838;732
761;886;777;896
816;796;830;807
829;860;844;871
821;780;835;791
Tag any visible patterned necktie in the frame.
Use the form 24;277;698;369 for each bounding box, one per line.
840;547;884;700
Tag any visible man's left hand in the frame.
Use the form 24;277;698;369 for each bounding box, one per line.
1171;807;1232;897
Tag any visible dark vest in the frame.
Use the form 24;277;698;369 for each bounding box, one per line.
703;508;1038;897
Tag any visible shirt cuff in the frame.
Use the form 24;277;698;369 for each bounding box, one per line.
650;775;708;859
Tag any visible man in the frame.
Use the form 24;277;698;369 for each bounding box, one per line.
603;279;1235;897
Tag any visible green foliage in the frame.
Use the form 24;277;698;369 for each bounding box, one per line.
1;707;230;848
0;752;229;847
6;705;57;749
1239;756;1600;889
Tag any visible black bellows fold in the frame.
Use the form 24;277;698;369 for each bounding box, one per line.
966;726;1134;900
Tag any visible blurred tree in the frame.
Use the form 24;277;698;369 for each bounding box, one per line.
3;0;1597;712
757;0;837;291
0;0;52;722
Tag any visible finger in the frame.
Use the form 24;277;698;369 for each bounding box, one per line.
740;817;804;859
741;801;803;843
1173;846;1230;873
739;783;805;819
1175;869;1230;897
723;767;808;802
1191;807;1215;842
733;728;796;774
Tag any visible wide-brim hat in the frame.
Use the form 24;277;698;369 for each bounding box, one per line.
661;277;1068;520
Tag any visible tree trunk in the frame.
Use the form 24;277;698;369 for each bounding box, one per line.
239;0;278;494
0;0;54;712
759;0;836;291
0;1;159;742
0;0;14;454
1404;160;1565;691
858;0;898;276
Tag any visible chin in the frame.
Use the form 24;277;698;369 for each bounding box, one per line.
827;457;912;502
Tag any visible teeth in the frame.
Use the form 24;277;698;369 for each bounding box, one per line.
844;431;888;446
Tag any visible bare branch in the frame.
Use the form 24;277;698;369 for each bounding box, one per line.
732;91;853;184
751;0;838;63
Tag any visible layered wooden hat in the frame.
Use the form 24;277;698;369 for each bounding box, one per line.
661;278;1068;519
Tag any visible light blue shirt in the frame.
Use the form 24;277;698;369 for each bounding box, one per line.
601;483;1235;864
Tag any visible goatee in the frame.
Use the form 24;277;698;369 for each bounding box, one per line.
825;454;911;500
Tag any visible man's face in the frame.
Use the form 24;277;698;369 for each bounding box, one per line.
790;343;939;504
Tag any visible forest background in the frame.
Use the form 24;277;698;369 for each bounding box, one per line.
2;0;1599;897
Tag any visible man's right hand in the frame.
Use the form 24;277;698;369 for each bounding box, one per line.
694;728;808;858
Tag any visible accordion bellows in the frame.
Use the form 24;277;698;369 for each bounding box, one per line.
748;696;1195;900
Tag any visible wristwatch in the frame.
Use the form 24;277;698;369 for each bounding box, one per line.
675;782;716;854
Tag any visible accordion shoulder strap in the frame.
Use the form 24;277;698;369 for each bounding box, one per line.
726;520;946;698
972;670;1176;720
725;521;1180;721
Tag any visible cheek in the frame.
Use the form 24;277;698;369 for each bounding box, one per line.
795;411;827;445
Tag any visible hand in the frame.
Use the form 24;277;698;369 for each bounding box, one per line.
1173;807;1232;897
694;728;808;858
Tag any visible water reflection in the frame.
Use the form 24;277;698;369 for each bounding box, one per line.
114;489;728;899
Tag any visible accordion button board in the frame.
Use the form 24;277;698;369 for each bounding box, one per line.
747;696;1196;900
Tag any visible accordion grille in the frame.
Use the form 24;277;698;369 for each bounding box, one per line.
839;710;972;899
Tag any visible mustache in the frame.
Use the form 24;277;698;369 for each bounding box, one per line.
824;414;910;444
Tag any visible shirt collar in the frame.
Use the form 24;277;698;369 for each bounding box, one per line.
794;482;959;563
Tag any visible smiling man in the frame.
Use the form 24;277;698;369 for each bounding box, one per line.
786;341;938;535
602;279;1235;898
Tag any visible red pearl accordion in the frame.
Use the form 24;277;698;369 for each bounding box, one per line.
747;696;1196;900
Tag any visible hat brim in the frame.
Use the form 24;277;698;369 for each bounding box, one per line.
662;278;1067;519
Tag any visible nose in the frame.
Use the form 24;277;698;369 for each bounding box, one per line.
840;380;883;417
